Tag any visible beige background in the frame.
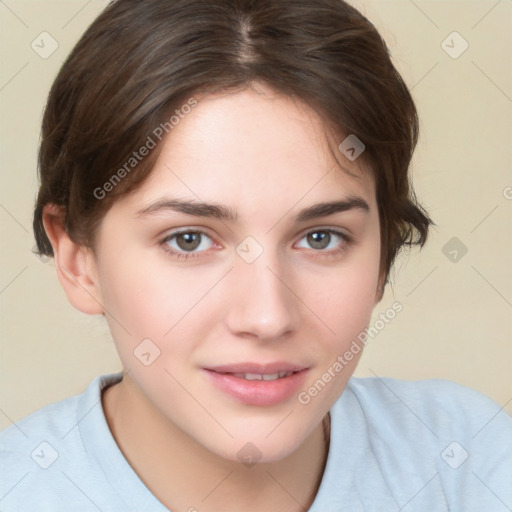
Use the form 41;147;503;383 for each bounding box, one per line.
0;0;511;430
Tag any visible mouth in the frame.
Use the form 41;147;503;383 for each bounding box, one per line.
223;371;297;381
202;362;309;406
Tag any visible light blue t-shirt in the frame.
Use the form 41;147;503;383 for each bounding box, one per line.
1;372;511;511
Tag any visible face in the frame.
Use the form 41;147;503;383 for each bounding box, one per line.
92;83;382;462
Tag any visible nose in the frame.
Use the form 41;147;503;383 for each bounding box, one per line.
225;251;301;341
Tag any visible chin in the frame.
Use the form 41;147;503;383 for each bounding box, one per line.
204;425;314;466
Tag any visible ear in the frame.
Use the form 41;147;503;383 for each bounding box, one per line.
42;204;104;315
374;271;386;304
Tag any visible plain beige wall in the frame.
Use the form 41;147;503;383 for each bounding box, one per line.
1;0;511;431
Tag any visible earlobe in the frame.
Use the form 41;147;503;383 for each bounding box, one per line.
374;274;386;304
42;204;104;315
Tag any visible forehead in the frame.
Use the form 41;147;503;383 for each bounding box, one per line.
125;84;375;214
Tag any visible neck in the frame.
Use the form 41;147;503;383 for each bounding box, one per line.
102;375;330;512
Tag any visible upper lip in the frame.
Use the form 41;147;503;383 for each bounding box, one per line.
204;362;309;374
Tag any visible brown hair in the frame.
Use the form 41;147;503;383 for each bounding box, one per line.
33;0;434;286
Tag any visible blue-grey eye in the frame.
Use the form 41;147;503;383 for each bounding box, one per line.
296;230;344;250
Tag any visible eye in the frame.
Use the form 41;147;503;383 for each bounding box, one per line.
159;227;350;260
161;230;215;256
295;229;349;252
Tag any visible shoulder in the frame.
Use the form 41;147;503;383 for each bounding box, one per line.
0;372;121;450
0;392;83;510
0;392;81;456
0;372;121;457
335;377;512;508
345;376;512;437
0;373;122;511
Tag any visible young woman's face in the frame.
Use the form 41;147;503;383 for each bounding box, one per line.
93;83;382;462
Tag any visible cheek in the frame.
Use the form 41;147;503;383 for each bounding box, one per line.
296;264;378;409
329;269;378;339
305;241;380;346
99;226;380;358
98;248;212;336
97;248;228;379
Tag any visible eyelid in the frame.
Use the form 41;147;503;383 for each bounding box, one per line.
160;225;349;242
295;225;351;242
159;226;218;247
160;226;217;243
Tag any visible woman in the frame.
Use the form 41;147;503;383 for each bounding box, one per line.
1;0;510;510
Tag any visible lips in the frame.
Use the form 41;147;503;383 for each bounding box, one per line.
203;362;309;406
205;362;308;375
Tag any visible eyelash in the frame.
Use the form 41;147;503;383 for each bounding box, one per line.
159;228;353;261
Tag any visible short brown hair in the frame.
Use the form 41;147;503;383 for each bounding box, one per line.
33;0;434;286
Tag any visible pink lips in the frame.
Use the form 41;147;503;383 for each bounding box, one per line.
203;362;309;406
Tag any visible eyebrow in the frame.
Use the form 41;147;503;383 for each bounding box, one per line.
136;196;369;222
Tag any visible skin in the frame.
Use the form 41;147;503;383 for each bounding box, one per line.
44;82;384;512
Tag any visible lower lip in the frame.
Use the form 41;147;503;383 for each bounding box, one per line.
203;369;309;406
